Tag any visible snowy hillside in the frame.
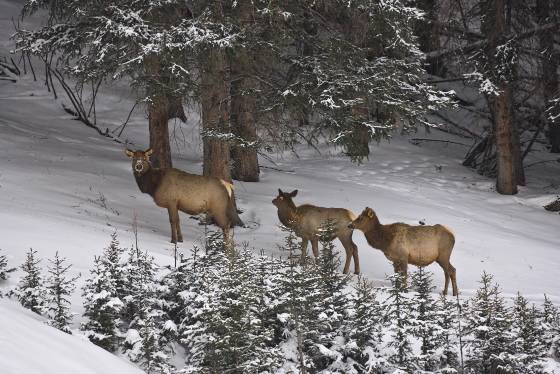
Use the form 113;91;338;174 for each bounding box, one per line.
0;299;144;374
1;0;560;372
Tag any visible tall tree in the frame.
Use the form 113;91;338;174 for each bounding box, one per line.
229;0;260;182
481;0;519;194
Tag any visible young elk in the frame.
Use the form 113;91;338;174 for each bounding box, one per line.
349;207;458;296
125;149;243;244
272;189;360;274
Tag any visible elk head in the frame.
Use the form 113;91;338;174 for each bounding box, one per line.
272;189;298;208
125;148;153;175
348;207;377;231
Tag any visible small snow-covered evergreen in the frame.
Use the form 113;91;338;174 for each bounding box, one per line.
14;248;46;314
81;254;123;351
345;276;384;373
45;251;80;333
384;272;416;372
411;267;441;371
0;248;15;286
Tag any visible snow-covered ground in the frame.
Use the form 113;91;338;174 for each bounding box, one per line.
0;299;144;374
1;0;560;371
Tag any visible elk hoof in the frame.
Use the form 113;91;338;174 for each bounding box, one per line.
178;236;183;243
170;238;177;244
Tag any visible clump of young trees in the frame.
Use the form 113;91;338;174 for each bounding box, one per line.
5;229;560;373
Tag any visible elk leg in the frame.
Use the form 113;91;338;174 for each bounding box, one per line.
176;214;183;243
167;206;179;244
449;264;458;296
311;238;319;258
300;239;309;265
393;261;409;287
222;226;232;252
352;243;360;275
437;260;451;296
339;236;353;274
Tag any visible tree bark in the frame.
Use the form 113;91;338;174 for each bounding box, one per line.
537;0;560;153
148;95;172;169
230;0;260;182
144;54;172;169
201;46;231;182
482;0;517;194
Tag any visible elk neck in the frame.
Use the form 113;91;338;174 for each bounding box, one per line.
134;167;165;198
276;200;300;228
363;213;393;252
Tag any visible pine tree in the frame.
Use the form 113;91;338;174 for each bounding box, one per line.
346;276;385;373
313;220;350;371
510;293;545;371
541;294;560;358
81;256;123;351
411;267;441;371
45;251;80;333
134;305;173;374
0;248;15;284
15;248;46;314
436;293;460;373
384;272;416;372
464;272;517;374
101;232;126;301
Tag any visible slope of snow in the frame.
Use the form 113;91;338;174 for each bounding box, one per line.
0;299;144;374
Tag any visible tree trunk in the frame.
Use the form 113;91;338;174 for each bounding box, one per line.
201;46;231;182
148;95;172;169
482;0;517;195
494;87;517;194
537;0;560;153
230;0;260;182
144;54;172;169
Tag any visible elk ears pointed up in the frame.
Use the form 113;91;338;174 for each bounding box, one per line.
278;188;284;195
145;148;154;157
125;149;134;158
366;207;374;218
289;189;298;197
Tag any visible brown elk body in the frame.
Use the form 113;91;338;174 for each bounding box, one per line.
126;149;243;244
349;207;458;296
272;189;360;274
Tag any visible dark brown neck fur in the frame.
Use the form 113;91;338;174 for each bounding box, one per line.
363;213;394;252
134;168;165;198
276;200;300;228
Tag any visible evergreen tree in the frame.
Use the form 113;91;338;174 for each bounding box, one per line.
541;294;560;359
410;267;441;371
345;276;385;373
313;220;350;371
436;293;460;373
0;248;15;285
101;232;126;301
45;251;80;333
464;272;518;374
81;256;123;351
384;272;416;372
511;293;545;371
14;248;46;314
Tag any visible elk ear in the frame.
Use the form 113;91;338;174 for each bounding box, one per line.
145;148;154;157
278;188;284;195
290;189;298;197
125;149;134;158
367;208;374;218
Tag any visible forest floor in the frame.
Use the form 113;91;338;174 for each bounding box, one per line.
1;0;560;372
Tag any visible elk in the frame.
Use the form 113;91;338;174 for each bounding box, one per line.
125;149;243;244
349;207;458;296
272;189;360;274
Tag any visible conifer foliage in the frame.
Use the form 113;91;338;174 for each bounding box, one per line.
0;247;15;284
45;251;80;333
14;248;46;314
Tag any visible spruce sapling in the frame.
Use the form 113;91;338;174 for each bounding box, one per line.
14;248;46;314
45;251;80;333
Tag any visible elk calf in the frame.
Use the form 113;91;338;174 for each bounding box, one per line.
349;207;458;296
126;149;243;244
272;189;360;274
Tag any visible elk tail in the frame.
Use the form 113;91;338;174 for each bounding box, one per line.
221;180;244;228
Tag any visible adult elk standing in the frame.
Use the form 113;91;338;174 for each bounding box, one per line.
349;207;458;296
125;149;243;244
272;189;360;274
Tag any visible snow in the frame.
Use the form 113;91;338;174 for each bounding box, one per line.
0;299;144;374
